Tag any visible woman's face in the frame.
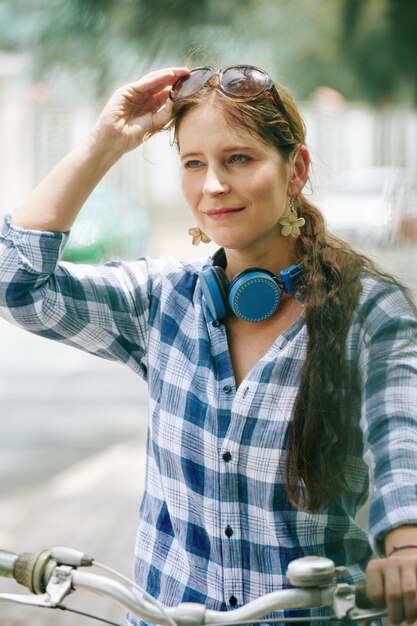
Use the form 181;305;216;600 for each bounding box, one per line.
178;104;295;256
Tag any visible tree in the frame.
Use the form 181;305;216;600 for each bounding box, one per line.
1;0;416;104
339;0;417;104
0;0;253;96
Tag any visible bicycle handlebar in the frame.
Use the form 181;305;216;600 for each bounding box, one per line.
0;547;386;625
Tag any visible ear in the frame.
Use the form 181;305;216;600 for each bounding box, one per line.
287;145;310;196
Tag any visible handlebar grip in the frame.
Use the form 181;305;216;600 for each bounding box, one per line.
0;550;18;578
355;581;374;609
13;550;57;594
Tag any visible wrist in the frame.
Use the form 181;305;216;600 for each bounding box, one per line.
86;127;128;167
387;544;417;557
384;524;417;557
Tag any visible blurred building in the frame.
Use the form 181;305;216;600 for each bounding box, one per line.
0;51;33;213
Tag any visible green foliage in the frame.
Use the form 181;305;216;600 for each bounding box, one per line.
0;0;416;104
339;0;417;103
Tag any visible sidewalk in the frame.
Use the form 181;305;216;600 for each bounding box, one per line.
1;441;146;626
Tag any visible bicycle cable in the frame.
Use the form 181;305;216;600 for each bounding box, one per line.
56;603;124;626
194;617;343;626
93;560;179;626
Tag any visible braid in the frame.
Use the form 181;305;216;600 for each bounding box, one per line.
285;196;395;509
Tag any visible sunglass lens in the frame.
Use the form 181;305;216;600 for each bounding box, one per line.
170;68;214;100
221;66;268;98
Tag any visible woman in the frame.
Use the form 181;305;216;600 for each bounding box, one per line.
1;65;417;625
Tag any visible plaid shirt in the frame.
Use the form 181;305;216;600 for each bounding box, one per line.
1;213;417;624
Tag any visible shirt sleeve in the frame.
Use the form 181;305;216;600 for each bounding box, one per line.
357;277;417;555
0;213;155;377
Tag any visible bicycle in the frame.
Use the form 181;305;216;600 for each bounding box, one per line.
0;546;387;625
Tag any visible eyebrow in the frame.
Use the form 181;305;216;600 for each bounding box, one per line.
180;152;201;161
180;145;257;160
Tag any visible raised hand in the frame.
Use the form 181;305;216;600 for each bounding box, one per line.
92;67;190;154
10;66;190;232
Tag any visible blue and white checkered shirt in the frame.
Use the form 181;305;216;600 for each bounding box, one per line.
1;213;417;624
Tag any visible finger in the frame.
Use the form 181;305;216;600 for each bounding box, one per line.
149;97;174;132
129;67;190;96
119;85;172;126
401;563;417;624
385;564;405;625
152;85;173;109
122;70;188;114
136;86;173;124
365;561;386;608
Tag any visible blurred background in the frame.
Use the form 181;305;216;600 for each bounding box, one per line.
0;1;416;624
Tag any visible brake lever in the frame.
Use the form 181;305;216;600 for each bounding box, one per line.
0;563;73;609
345;607;388;622
45;565;74;606
0;591;53;608
332;583;387;622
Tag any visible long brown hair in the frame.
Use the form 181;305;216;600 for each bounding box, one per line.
168;81;410;510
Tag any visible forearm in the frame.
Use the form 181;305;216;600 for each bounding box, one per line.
11;132;123;233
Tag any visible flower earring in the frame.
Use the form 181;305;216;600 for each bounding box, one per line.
188;226;212;246
279;197;305;238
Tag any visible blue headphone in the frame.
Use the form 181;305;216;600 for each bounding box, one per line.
199;249;303;323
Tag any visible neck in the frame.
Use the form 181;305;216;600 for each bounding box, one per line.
223;240;297;281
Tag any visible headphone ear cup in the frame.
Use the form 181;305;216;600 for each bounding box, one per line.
199;266;230;320
229;270;282;322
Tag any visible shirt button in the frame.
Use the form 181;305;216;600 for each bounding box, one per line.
223;385;232;394
222;451;232;462
229;595;238;607
212;320;221;328
225;525;233;538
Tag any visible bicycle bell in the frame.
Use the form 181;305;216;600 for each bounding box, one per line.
287;556;336;587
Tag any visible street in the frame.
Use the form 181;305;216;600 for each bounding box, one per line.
0;317;149;625
0;318;149;500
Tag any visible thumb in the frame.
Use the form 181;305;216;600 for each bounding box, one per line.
151;98;174;132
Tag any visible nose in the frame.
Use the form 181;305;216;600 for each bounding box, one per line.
202;166;230;197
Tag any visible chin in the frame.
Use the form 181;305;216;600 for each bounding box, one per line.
211;237;246;251
208;230;251;251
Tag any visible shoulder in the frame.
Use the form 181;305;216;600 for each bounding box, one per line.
353;272;417;341
128;254;206;297
136;254;205;281
358;273;415;317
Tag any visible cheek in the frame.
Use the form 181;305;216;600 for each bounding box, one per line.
181;174;199;208
247;178;279;207
251;169;289;204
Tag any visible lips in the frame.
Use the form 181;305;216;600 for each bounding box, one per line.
205;207;245;220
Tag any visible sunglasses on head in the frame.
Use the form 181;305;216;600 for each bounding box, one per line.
169;64;290;122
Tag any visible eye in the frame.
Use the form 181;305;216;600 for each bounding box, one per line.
184;159;204;169
228;154;251;164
